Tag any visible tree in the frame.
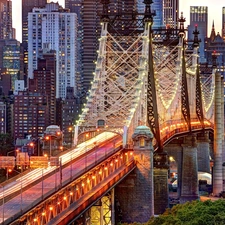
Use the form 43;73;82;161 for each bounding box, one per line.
121;200;225;225
0;133;14;155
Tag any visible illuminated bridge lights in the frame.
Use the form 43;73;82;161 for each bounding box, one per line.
17;149;134;224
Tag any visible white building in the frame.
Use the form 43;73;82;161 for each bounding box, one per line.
14;80;25;95
28;2;77;99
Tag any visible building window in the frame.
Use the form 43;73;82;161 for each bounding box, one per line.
140;137;145;147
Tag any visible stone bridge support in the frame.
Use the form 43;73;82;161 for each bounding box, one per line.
213;71;223;196
197;132;210;173
164;143;183;197
180;135;198;203
115;126;154;223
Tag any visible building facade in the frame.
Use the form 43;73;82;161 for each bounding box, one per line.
61;86;82;146
0;101;6;133
2;39;22;90
188;6;208;63
0;39;24;93
30;49;57;126
0;0;13;39
14;90;49;140
65;0;82;95
205;25;225;76
22;0;48;85
28;2;77;99
163;0;179;29
222;7;225;40
152;0;164;29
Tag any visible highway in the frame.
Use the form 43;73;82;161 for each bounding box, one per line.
0;132;122;224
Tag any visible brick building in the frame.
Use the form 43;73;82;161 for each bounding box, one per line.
14;90;49;140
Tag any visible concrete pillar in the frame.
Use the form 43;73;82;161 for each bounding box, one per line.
111;188;115;225
153;159;169;214
221;76;224;162
197;132;210;173
115;126;154;223
180;135;198;203
164;143;182;197
213;71;223;196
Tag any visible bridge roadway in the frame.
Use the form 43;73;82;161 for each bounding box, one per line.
0;122;214;224
0;132;123;225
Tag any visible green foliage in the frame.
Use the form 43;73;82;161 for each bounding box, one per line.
0;133;14;155
121;200;225;225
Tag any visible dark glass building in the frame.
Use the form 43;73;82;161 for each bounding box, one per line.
188;6;208;63
0;0;13;39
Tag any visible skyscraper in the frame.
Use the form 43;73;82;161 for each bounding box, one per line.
152;0;164;29
188;6;208;63
28;2;77;99
22;0;48;84
80;0;101;96
164;0;179;29
66;0;137;96
65;0;82;95
222;7;225;40
0;39;24;93
0;0;13;39
30;49;57;126
22;0;48;45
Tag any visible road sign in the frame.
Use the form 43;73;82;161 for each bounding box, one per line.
0;156;15;168
16;152;30;166
50;157;60;166
30;156;48;168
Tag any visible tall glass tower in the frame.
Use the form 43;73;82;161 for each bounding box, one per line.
222;7;225;40
22;0;48;86
28;2;77;99
152;0;165;29
188;6;208;63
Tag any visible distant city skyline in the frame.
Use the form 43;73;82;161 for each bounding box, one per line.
12;0;225;42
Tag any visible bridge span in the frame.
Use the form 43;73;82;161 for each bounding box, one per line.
0;123;216;225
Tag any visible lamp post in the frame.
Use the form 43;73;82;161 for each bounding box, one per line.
68;127;73;147
29;142;34;155
45;136;52;158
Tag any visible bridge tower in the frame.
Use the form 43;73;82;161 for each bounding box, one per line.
115;125;154;223
213;53;224;196
144;0;170;214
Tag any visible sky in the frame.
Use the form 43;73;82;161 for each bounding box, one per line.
12;0;225;42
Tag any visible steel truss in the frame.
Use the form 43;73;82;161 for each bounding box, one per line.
77;18;148;142
75;3;215;147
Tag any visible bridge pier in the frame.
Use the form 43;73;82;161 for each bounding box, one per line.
213;71;223;196
180;135;199;203
164;143;182;197
115;126;154;223
197;132;210;173
153;153;169;215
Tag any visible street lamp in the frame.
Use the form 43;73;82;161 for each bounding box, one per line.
45;136;52;158
68;127;73;147
29;142;34;155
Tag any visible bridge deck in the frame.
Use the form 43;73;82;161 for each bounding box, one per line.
0;134;123;225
